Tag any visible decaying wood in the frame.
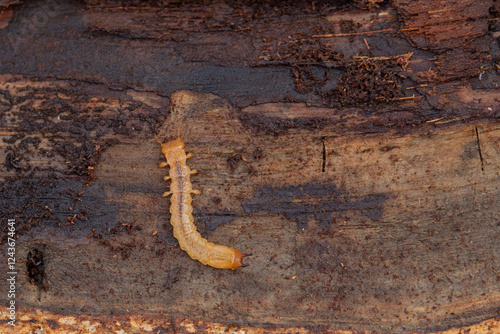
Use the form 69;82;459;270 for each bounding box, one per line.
3;307;500;334
0;0;499;333
1;86;498;333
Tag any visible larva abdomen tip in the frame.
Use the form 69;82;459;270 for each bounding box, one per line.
230;251;251;270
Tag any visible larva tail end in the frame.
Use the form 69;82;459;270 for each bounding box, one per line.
231;251;250;270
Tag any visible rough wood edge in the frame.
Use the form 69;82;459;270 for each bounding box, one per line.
1;308;499;334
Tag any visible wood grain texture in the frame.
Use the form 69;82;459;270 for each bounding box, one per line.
1;88;499;333
2;307;500;334
0;0;499;333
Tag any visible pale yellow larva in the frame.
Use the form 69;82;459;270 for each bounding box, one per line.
158;137;247;270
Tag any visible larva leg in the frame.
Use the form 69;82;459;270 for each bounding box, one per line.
161;191;172;197
191;189;201;195
190;169;198;175
186;153;193;159
164;175;171;181
159;161;168;168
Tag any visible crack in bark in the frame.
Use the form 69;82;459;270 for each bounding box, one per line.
475;126;484;171
321;138;326;173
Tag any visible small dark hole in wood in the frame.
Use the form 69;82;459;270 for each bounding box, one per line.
26;248;47;290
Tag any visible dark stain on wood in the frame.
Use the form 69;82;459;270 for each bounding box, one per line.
0;178;118;241
197;213;238;234
242;184;388;229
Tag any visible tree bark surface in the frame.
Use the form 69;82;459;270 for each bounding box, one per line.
0;1;499;333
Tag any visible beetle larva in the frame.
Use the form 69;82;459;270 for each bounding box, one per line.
158;137;247;270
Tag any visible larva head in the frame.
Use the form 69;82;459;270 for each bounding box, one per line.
160;139;186;163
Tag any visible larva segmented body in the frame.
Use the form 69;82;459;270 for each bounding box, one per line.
158;138;246;270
